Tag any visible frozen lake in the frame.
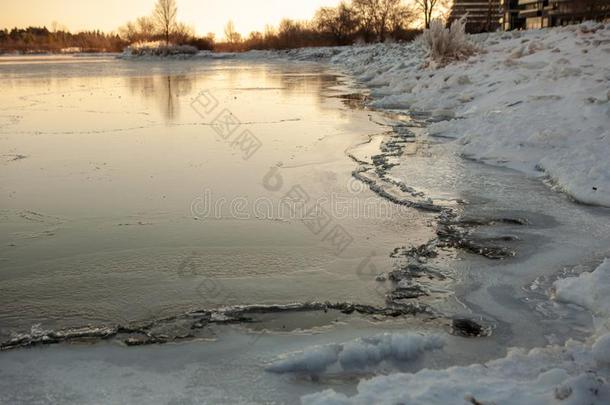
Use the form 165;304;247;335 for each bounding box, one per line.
0;55;435;337
1;54;609;404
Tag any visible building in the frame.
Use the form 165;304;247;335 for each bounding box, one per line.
447;0;504;33
449;0;610;31
517;0;610;30
501;0;526;30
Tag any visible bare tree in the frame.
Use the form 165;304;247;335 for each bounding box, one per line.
154;0;177;45
173;23;194;44
353;0;413;42
315;2;359;44
277;19;306;48
119;22;137;42
244;31;265;49
224;20;242;44
389;2;417;36
119;16;156;43
136;16;156;40
414;0;442;29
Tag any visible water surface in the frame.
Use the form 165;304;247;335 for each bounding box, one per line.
0;55;433;337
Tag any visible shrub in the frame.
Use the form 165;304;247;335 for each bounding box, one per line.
420;16;477;67
126;41;198;56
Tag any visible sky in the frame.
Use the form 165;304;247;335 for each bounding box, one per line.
0;0;344;39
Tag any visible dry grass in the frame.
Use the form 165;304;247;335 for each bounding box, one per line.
420;17;478;67
126;41;198;56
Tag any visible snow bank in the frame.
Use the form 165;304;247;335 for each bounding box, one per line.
122;41;198;57
303;336;610;405
278;23;610;403
593;334;610;366
266;333;444;375
552;257;610;372
316;22;610;206
300;259;610;404
554;258;610;331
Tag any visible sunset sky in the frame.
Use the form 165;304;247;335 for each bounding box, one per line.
0;0;343;38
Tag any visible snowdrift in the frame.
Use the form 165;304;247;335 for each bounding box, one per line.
267;333;444;375
314;22;610;207
302;260;610;404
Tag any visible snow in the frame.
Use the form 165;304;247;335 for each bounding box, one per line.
267;333;444;375
3;23;609;404
305;369;608;404
122;42;198;57
285;35;610;402
553;258;610;325
310;22;610;207
119;16;610;220
268;344;343;375
285;27;610;402
300;258;610;404
302;337;610;405
593;333;610;366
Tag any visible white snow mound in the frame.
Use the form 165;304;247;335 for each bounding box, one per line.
302;258;610;404
303;337;610;405
266;333;444;375
554;258;610;321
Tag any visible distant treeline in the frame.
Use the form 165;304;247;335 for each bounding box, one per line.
216;0;426;52
1;0;445;54
123;0;430;52
0;27;126;53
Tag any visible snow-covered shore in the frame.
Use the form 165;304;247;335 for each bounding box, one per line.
309;22;609;207
289;261;610;404
278;23;610;404
120;23;610;205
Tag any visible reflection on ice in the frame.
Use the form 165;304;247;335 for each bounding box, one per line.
126;75;194;121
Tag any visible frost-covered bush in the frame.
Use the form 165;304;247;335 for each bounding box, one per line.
420;17;477;67
125;41;198;57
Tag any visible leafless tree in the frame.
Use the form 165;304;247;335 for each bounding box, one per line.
137;16;156;39
119;16;156;43
154;0;177;45
414;0;443;29
389;3;417;36
119;22;136;42
353;0;414;41
244;31;265;49
50;21;67;33
224;20;242;44
173;23;194;44
315;2;359;44
277;19;307;47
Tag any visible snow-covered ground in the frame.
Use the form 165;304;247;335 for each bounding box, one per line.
308;22;609;207
276;23;610;404
267;333;445;375
301;259;610;404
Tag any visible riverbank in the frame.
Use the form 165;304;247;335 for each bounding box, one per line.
312;22;610;208
1;23;609;403
118;22;610;206
289;22;610;404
